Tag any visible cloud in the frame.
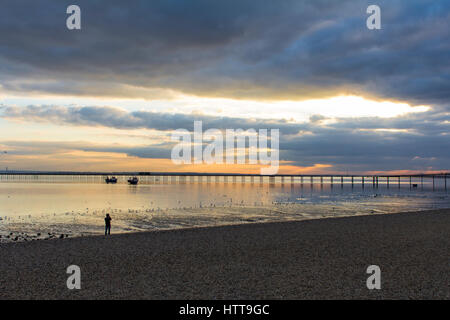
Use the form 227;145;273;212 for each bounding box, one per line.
0;140;172;159
1;104;449;172
0;0;448;105
0;104;305;134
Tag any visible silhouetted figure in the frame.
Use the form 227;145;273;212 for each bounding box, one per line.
105;214;112;235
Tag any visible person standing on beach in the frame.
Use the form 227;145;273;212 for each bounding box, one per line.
105;214;112;235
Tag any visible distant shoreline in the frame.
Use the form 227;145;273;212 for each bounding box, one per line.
1;170;448;177
1;208;449;299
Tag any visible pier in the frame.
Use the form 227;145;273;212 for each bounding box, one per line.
0;171;448;190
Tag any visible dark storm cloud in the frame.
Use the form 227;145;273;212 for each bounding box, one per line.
0;140;172;159
0;104;305;134
280;129;450;170
1;104;449;172
0;0;449;104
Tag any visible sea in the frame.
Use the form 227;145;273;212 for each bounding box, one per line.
0;174;448;241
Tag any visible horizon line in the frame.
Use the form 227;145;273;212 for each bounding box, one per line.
0;170;448;178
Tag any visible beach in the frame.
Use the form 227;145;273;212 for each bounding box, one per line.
0;209;449;300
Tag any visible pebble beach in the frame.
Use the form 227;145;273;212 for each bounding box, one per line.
0;208;449;299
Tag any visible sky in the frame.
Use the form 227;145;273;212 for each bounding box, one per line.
0;0;449;174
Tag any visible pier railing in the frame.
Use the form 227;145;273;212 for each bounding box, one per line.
0;171;447;190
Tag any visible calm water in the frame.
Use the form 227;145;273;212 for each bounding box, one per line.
0;176;449;241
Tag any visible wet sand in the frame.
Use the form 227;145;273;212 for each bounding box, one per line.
0;209;449;299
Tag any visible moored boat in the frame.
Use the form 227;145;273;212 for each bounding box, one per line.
105;176;118;184
128;177;139;185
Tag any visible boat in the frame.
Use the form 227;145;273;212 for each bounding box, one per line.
105;176;118;184
127;177;139;185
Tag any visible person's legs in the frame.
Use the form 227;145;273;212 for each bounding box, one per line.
107;225;111;235
105;225;108;235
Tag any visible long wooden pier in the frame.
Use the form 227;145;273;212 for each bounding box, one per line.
0;171;448;190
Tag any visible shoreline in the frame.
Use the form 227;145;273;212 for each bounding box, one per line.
1;205;448;244
0;208;449;299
